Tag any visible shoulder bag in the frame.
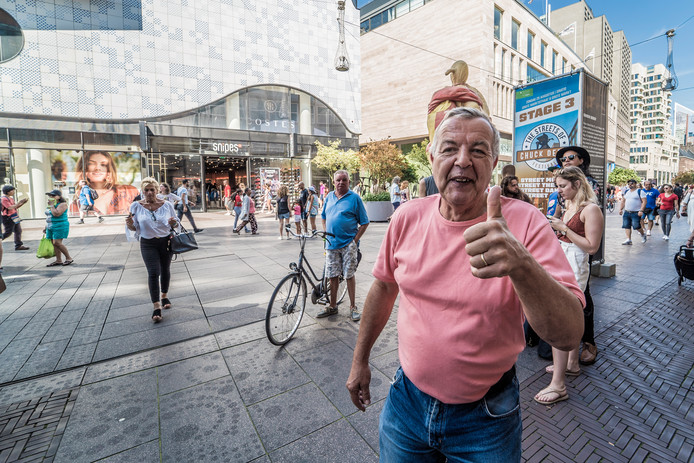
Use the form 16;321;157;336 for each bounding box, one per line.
169;225;198;254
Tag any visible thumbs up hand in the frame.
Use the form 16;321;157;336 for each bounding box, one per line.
463;186;526;279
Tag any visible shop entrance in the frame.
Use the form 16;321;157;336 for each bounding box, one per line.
203;156;248;210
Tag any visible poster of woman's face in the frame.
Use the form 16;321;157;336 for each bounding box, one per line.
71;151;142;215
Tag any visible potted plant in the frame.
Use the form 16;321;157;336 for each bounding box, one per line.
361;191;392;222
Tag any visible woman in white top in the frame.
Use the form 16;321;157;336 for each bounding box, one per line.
158;182;181;205
125;177;179;323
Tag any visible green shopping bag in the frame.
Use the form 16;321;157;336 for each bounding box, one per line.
36;235;55;259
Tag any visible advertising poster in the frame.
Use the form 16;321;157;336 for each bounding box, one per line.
514;73;581;212
69;151;141;216
581;73;608;204
674;103;694;145
259;167;280;196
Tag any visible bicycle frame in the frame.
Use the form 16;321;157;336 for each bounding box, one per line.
285;226;331;296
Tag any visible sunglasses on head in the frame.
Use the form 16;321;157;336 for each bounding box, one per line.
561;154;578;162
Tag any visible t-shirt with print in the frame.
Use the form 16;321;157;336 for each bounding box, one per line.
641;188;660;209
372;194;585;404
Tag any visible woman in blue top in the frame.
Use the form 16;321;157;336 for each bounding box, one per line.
44;189;73;267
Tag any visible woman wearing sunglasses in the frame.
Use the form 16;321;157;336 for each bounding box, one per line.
535;166;604;405
554;145;600;367
125;177;179;323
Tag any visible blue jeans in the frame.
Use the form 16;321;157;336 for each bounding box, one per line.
379;367;521;463
233;206;249;232
659;209;676;236
621;210;641;230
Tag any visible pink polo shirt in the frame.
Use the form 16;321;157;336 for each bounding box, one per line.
373;194;584;404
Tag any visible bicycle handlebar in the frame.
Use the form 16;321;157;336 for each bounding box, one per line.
284;225;334;239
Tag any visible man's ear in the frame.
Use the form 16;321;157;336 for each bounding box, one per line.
427;142;434;163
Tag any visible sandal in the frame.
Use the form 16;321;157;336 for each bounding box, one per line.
46;261;63;267
161;298;172;309
152;308;162;323
545;365;581;376
62;260;74;266
534;386;568;405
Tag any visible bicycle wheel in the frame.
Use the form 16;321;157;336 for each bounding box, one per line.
607;202;614;213
266;273;307;345
324;276;348;306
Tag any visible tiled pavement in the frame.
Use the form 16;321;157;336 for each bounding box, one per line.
0;211;693;462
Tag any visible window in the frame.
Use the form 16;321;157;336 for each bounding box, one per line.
552;51;558;74
540;41;547;68
562;58;567;74
501;49;506;80
527;64;545;83
511;20;520;50
395;0;410;17
0;8;23;63
494;7;503;40
527;31;534;60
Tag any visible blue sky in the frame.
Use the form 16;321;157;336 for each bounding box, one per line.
356;0;694;110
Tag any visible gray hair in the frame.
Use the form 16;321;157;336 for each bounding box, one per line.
392;176;401;183
334;170;350;180
431;107;500;160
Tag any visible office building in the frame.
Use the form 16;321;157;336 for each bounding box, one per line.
629;63;678;184
359;0;585;175
550;1;631;168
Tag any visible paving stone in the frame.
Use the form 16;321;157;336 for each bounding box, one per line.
207;304;266;332
222;338;310;405
346;399;386;454
248;382;342;451
159;376;264;462
293;340;392;416
96;440;159;462
268;418;378;463
55;343;97;371
214;320;266;349
157;352;230;395
54;370;158;463
83;335;219;384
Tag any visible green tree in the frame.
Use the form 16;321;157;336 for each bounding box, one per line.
358;138;407;191
608;167;641;186
673;170;694;185
404;139;432;180
312;140;360;187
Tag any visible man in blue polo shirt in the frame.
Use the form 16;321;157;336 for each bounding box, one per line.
321;169;369;321
640;180;659;236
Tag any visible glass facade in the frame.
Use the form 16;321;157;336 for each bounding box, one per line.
1;85;357;218
527;31;534;60
494;7;502;40
511;20;519;50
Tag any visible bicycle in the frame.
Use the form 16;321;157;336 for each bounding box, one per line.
265;226;348;345
606;196;615;213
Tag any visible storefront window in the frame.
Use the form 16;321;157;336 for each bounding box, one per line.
0;149;10;186
160;154;203;211
250;157;309;204
242;87;297;133
311;98;346;137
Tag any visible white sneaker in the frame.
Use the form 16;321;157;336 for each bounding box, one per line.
664;235;669;241
277;236;283;240
641;234;647;243
622;239;633;245
646;230;651;236
225;212;231;216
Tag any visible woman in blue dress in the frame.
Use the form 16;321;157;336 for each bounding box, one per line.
45;189;73;267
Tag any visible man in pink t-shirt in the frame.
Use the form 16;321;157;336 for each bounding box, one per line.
346;108;585;461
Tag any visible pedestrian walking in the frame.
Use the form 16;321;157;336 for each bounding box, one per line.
656;184;680;241
1;185;30;251
158;183;180;204
275;185;291;240
125;177;179;323
232;188;248;233
535;166;603;405
619;179;647;245
298;181;309;233
346;108;583;461
44;190;74;267
234;188;258;235
76;179;104;224
320;169;369;321
308;186;320;233
175;179;203;233
640;180;660;236
389;176;401;211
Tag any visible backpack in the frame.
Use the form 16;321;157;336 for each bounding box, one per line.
89;187;99;200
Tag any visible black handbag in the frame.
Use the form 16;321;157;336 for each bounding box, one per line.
169;225;198;254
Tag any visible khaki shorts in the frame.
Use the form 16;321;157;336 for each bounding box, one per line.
325;240;358;280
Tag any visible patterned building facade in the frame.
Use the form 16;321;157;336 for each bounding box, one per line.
0;0;361;218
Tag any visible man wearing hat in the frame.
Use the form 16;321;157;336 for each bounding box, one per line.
554;146;600;366
1;185;30;251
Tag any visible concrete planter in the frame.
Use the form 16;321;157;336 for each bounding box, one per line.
364;200;393;222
